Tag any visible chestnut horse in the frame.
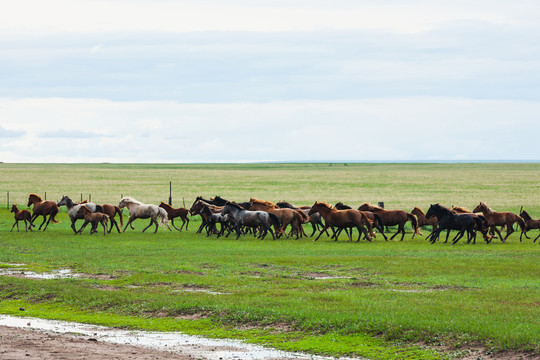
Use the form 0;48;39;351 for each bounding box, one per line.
473;202;525;242
358;203;418;241
27;193;59;231
308;202;372;242
411;207;438;240
519;210;540;242
335;202;386;240
276;201;329;237
249;198;305;239
159;202;190;231
10;204;33;232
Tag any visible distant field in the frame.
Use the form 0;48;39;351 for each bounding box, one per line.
0;163;539;360
1;162;539;213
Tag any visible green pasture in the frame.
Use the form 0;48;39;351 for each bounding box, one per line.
0;163;539;360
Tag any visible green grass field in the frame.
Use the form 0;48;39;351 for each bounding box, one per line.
0;163;539;360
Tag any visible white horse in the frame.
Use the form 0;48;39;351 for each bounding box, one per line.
118;197;169;233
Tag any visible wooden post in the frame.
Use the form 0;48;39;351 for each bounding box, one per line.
168;181;172;205
89;194;92;202
378;202;385;209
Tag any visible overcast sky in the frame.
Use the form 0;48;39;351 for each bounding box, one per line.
1;0;539;162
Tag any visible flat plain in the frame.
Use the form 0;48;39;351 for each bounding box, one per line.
0;163;538;360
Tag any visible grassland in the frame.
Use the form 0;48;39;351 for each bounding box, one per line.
0;163;539;360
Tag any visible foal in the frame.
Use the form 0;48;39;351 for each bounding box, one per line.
159;202;190;231
76;205;109;235
519;210;540;242
10;204;33;232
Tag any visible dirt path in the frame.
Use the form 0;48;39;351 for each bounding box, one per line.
0;325;190;360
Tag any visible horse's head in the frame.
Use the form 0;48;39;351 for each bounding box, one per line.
189;200;203;215
472;202;485;213
57;195;70;207
411;207;423;216
10;204;17;213
27;193;41;207
425;204;440;219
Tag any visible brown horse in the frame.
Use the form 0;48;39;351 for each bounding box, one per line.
159;202;190;231
411;207;438;236
276;201;329;237
10;204;33;232
76;205;109;235
308;202;372;242
357;203;418;241
27;193;60;231
519;210;540;242
473;202;525;242
249;198;304;239
334;202;386;240
101;204;124;233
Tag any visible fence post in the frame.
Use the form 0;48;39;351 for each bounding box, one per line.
168;181;172;205
89;194;92;202
378;202;385;209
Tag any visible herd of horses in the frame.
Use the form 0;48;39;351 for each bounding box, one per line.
8;193;540;244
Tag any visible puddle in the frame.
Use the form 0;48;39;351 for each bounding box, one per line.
174;288;230;295
0;267;81;279
0;315;365;360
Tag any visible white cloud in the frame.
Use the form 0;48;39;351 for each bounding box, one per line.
0;97;538;162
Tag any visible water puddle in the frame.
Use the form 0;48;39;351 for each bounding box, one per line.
0;267;81;279
0;315;364;360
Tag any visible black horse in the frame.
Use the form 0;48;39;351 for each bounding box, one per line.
425;204;484;244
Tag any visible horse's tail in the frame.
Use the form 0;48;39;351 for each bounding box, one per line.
473;216;484;230
268;213;281;228
295;209;309;224
115;206;124;226
50;209;60;223
407;213;419;234
373;213;384;230
516;215;526;232
158;207;170;227
95;205;103;213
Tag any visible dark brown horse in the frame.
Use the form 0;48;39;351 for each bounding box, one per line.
308;202;372;242
190;199;223;234
357;203;418;241
159;202;190;231
10;204;33;232
473;202;525;242
101;204;124;233
276;201;329;237
27;193;59;231
451;206;492;242
519;210;540;242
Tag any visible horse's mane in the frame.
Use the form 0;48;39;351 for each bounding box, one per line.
28;193;42;201
360;202;383;211
159;201;172;209
412;206;425;215
314;201;333;209
225;201;244;210
433;203;452;212
452;206;471;213
250;198;276;208
120;197;142;205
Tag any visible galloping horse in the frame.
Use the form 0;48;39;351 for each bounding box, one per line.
190;200;224;234
451;206;492;242
425;204;484;244
76;205;109;235
411;207;438;240
221;202;279;240
10;204;33;232
57;195;103;233
159;202;190;231
118;197;169;233
473;202;525;242
27;193;59;231
308;202;372;242
358;203;418;241
276;201;328;237
249;198;305;239
519;210;540;242
335;202;386;240
100;204;124;233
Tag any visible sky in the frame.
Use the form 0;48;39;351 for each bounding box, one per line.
1;0;539;162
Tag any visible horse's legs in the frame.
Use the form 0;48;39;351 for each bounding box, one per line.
503;222;514;242
37;215;47;230
491;226;504;243
390;226;401;240
170;218;181;231
451;230;465;244
10;220;17;232
534;232;540;242
123;217;136;232
313;224;330;242
399;224;406;241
